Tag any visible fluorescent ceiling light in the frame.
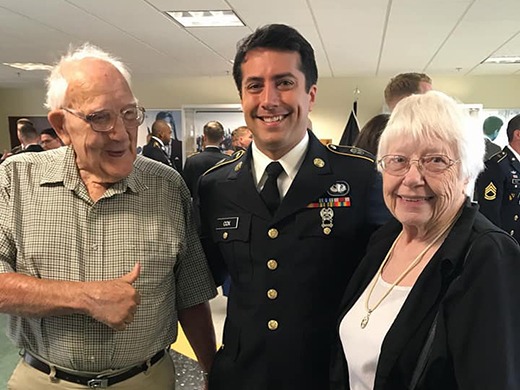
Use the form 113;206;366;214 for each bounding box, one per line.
3;62;53;71
166;10;244;27
482;56;520;64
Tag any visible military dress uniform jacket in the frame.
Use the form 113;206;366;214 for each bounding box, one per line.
197;131;389;390
475;146;520;242
182;147;229;196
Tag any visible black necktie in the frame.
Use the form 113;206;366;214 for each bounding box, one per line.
260;162;284;214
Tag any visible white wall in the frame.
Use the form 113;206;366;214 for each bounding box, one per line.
1;74;519;150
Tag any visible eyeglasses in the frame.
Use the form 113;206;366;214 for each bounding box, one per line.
61;104;145;132
378;154;459;176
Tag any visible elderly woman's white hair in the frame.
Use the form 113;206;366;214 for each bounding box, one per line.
45;43;132;110
377;91;485;191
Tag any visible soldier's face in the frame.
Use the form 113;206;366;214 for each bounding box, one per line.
240;49;316;160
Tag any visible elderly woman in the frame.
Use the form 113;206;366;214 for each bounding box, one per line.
330;91;520;390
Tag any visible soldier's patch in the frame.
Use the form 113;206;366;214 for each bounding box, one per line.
484;182;497;200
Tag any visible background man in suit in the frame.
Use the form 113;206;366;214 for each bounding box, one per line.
476;114;520;242
384;72;432;111
482;115;503;160
143;119;174;168
197;24;389;390
16;122;43;153
231;126;253;152
40;127;64;150
182;121;229;196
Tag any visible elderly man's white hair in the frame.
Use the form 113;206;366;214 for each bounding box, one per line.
45;43;131;110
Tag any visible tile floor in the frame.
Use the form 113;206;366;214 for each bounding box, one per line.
0;291;227;390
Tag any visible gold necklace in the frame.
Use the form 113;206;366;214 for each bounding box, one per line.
360;224;453;329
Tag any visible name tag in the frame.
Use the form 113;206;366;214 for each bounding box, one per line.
216;217;239;230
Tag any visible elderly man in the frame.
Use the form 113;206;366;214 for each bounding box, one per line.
0;44;216;389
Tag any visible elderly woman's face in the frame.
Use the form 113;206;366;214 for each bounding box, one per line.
381;140;466;232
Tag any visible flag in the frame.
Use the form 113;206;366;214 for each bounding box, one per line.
339;100;360;146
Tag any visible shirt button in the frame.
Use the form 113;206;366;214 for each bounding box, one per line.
267;289;278;300
515;215;519;221
267;259;278;270
91;244;98;251
222;232;229;240
268;228;279;239
511;230;515;236
267;320;278;330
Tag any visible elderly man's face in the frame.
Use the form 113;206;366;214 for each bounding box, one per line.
56;59;138;184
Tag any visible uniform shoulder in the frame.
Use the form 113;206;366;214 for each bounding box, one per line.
326;144;375;162
203;149;245;176
487;150;507;164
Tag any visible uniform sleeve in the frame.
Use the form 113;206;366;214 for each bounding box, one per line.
174;181;217;310
197;176;229;287
475;162;505;227
0;163;16;274
447;232;520;389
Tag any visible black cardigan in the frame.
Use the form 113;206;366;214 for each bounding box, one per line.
330;200;520;390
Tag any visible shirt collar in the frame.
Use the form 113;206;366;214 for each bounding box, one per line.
251;131;309;186
507;144;520;161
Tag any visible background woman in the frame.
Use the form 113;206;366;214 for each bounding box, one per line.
330;91;520;389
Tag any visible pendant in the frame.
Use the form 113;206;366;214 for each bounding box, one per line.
361;311;371;329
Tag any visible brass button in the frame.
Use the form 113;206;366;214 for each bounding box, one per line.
323;227;331;235
267;259;278;270
313;158;325;168
267;319;278;330
268;228;279;239
511;230;515;236
267;289;278;300
222;232;228;240
515;215;519;221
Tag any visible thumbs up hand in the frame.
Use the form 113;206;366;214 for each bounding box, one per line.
84;263;142;330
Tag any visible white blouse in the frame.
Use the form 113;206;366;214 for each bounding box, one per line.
339;275;412;390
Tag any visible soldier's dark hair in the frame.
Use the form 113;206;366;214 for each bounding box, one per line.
232;24;318;96
506;114;520;142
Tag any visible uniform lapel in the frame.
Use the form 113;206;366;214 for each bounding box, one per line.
273;133;333;222
225;149;272;219
506;146;520;173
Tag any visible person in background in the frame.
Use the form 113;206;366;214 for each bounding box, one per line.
0;43;217;390
197;24;389;390
331;91;520;390
182;121;229;197
231;126;253;152
155;111;183;173
16;122;43;153
482;115;502;160
40;127;64;150
475;114;520;243
143;119;174;168
384;72;432;111
354;114;390;156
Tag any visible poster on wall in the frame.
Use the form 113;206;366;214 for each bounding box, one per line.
137;109;183;172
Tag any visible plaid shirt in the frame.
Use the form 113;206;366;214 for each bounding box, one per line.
0;146;216;372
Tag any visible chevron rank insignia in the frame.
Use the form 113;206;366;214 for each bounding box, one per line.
484;182;497;201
